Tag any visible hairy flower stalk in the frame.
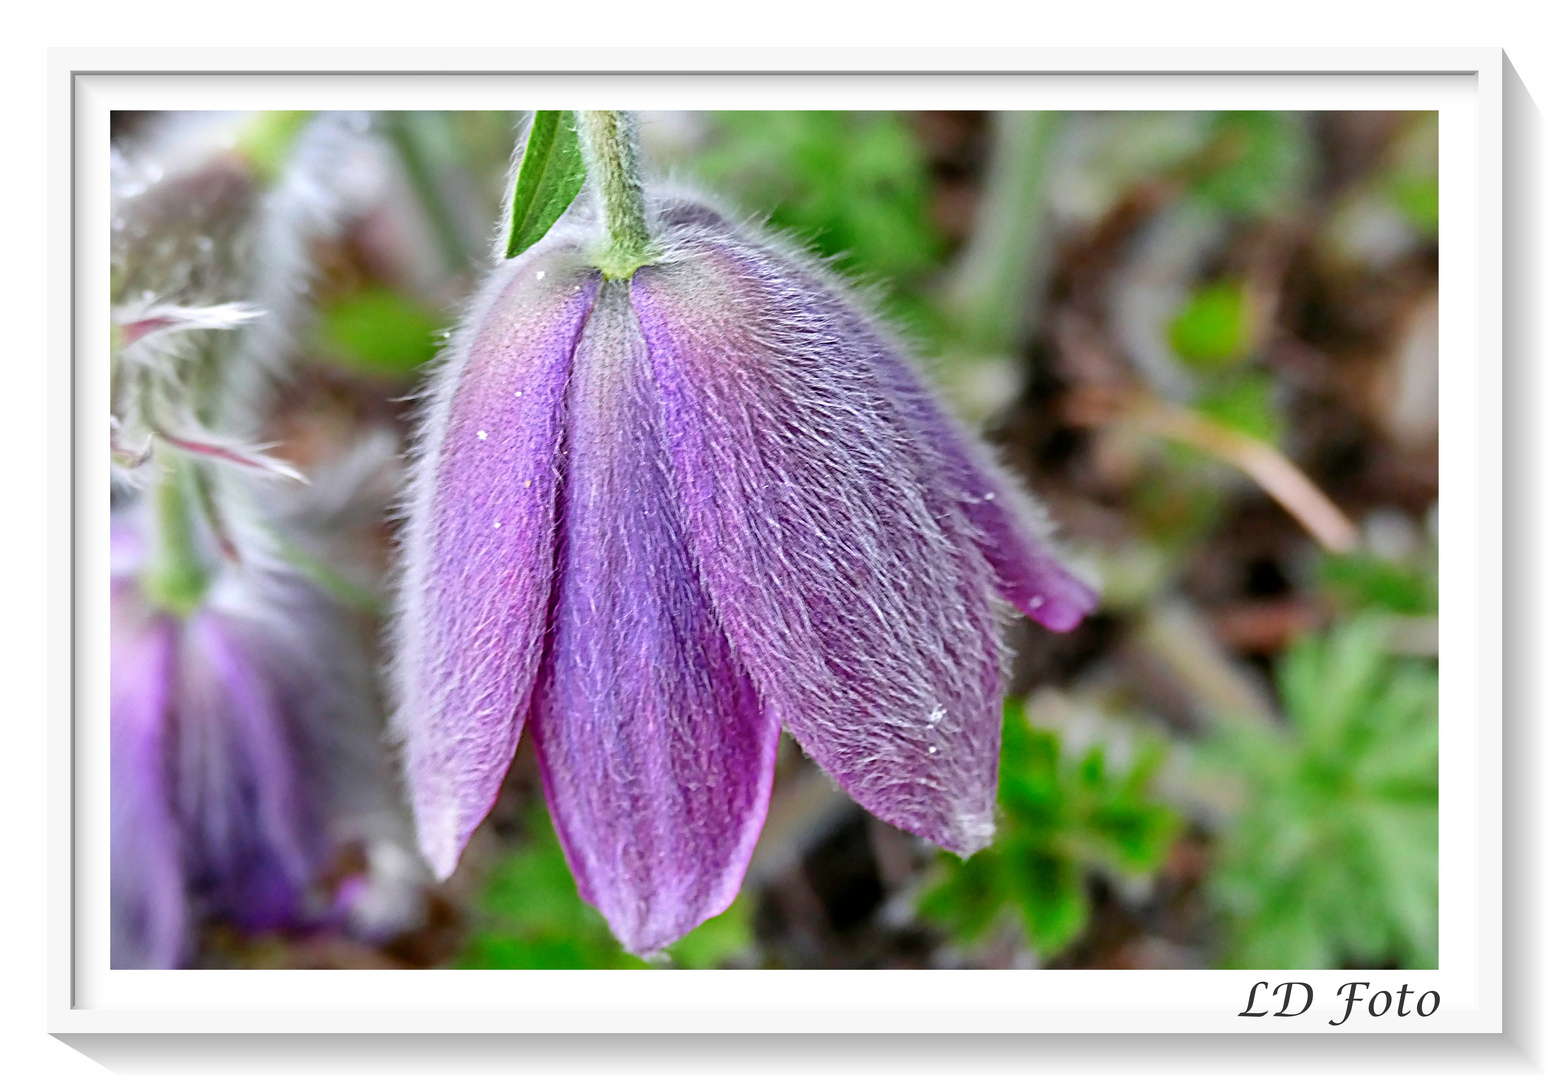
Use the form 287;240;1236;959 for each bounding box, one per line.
394;113;1098;954
574;111;656;279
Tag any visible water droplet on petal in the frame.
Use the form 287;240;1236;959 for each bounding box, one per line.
983;492;996;501
1029;596;1044;609
535;270;546;280
493;520;501;529
928;745;938;755
476;430;488;440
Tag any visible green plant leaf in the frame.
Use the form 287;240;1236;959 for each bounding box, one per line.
1318;545;1438;616
1191;111;1311;219
235;111;314;185
1203;618;1438;969
504;111;587;260
666;897;754;969
1009;847;1088;955
1388;175;1439;238
918;698;1181;962
1170;281;1253;370
315;287;446;375
1383;113;1440;240
458;801;755;969
1196;372;1282;445
460;805;645;969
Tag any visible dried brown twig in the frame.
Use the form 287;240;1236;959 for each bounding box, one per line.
1064;387;1360;554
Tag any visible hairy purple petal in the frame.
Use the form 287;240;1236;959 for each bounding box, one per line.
113;554;402;962
867;346;1097;632
176;609;317;930
110;589;186;969
531;282;779;954
671;200;1098;633
632;231;1007;856
393;247;601;878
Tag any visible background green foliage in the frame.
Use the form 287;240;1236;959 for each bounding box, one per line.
693;111;944;284
1169;281;1253;371
315;287;446;376
918;699;1181;958
1190;111;1313;219
460;805;753;970
1203;619;1439;968
691;111;948;338
1319;548;1439;617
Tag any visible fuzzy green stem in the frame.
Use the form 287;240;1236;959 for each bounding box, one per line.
945;112;1064;355
575;110;656;279
141;452;211;617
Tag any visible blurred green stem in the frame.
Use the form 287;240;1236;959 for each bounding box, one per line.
945;112;1063;355
1135;599;1276;730
142;451;210;617
384;112;475;272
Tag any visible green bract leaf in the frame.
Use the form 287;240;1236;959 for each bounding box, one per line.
504;111;587;260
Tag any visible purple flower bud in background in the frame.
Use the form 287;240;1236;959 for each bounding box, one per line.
111;518;405;967
394;179;1096;954
111;577;186;969
109;114;423;967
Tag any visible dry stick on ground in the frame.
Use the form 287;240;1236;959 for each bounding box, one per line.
1064;386;1361;555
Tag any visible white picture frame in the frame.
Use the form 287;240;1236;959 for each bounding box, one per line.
44;45;1524;1074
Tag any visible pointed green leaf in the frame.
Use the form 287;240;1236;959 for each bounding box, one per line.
504;111;587;259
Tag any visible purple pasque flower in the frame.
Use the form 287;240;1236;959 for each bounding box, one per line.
393;196;1098;955
111;577;187;969
111;525;361;968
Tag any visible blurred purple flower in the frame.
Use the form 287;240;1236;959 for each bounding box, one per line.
108;114;422;967
393;198;1097;954
111;527;382;968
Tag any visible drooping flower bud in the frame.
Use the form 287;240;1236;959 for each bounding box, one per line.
111;576;186;969
394;148;1097;954
110;515;408;967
